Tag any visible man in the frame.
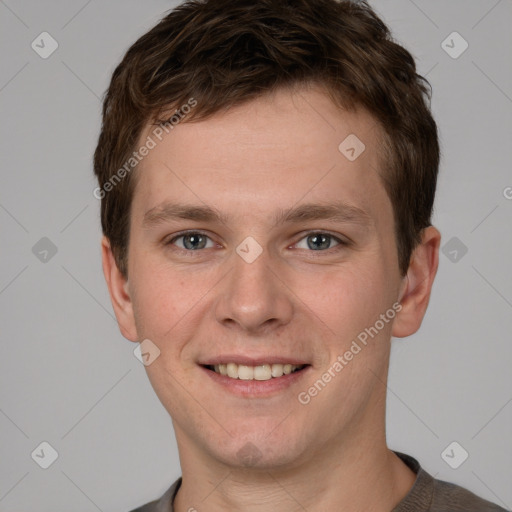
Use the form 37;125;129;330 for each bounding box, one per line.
93;0;508;510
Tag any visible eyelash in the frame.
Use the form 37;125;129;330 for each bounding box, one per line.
165;230;349;255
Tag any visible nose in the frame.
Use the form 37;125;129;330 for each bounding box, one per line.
214;245;294;335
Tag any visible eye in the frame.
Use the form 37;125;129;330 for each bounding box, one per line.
165;230;347;253
167;231;215;251
294;232;345;251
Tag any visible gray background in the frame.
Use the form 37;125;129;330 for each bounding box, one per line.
0;0;511;510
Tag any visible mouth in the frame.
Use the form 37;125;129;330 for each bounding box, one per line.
202;363;308;381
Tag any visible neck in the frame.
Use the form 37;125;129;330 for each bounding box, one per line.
173;417;416;511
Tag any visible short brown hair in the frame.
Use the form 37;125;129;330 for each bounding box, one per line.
93;0;439;277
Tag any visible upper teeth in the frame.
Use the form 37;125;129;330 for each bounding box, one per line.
212;363;305;380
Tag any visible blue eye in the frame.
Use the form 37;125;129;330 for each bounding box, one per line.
295;232;343;251
169;232;215;250
166;231;346;253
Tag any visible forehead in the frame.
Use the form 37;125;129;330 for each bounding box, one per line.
130;87;392;230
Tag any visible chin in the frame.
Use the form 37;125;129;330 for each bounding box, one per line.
207;430;308;471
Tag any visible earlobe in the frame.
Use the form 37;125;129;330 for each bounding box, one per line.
101;236;139;342
392;226;441;338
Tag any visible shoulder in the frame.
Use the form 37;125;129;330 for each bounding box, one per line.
430;477;509;511
128;477;182;512
393;452;509;512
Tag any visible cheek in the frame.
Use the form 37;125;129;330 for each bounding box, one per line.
302;262;390;337
129;257;187;341
129;253;221;357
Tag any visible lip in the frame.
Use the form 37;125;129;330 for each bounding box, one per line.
199;355;310;366
199;363;312;398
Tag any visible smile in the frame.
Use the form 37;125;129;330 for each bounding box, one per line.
204;363;307;381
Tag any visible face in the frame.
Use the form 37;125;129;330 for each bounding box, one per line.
108;86;418;470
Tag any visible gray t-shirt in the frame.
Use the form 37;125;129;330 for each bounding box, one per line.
130;452;509;511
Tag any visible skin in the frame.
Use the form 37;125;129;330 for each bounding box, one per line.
102;85;440;511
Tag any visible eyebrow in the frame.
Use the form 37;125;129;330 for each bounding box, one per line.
142;201;373;229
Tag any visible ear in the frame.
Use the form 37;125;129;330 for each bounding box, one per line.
392;226;441;338
101;236;138;342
